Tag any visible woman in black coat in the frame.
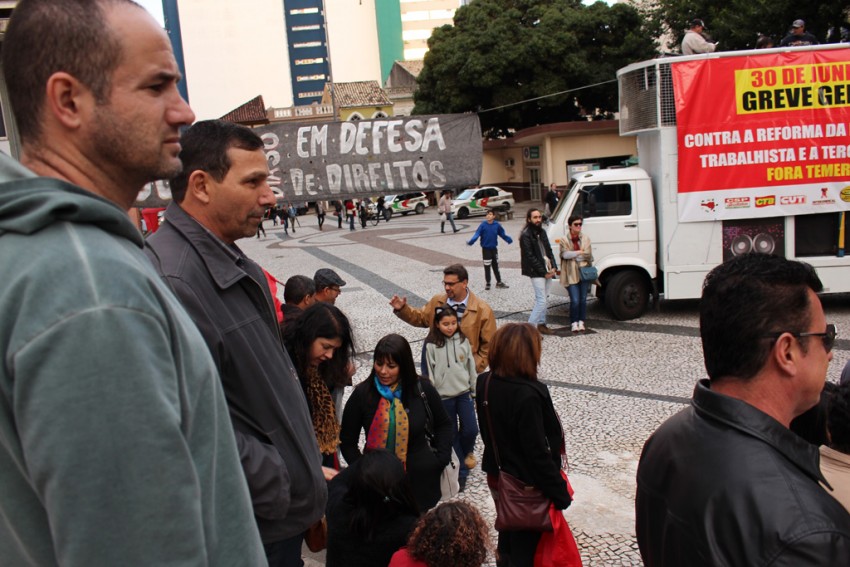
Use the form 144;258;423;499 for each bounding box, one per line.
341;334;453;512
475;323;572;567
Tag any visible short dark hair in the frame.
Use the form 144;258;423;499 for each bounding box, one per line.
443;264;468;282
407;501;491;567
2;0;134;143
827;383;850;454
344;449;419;542
283;275;315;305
568;214;584;226
700;254;823;382
170;120;265;203
282;302;355;388
488;323;542;380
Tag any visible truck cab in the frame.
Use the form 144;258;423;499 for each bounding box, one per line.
549;45;850;320
547;167;657;320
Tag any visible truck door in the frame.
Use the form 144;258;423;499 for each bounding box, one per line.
572;182;639;257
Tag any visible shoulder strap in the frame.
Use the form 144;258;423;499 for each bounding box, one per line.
482;372;503;470
416;379;435;443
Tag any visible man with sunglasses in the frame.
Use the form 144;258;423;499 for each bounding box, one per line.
636;253;850;565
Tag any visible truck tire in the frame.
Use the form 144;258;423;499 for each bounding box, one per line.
415;203;425;214
458;207;470;219
606;270;649;321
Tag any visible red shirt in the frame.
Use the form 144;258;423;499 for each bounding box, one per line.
388;548;428;567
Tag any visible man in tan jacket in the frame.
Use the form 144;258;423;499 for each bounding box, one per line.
390;263;495;373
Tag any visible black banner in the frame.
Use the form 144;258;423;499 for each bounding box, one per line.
257;113;482;201
134;113;482;207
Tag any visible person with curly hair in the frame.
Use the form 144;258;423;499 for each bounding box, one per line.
389;501;492;567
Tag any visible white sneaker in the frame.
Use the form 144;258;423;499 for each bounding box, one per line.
571;322;579;332
578;321;586;332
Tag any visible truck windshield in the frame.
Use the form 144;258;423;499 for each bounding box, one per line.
575;183;633;219
551;179;576;219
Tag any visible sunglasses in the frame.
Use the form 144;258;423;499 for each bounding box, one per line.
571;222;583;227
761;323;837;353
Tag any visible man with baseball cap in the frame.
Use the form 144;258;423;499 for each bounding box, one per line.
314;268;347;304
780;19;820;47
682;18;718;55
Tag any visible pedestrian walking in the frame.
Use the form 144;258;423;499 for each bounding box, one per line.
438;190;458;233
317;201;326;230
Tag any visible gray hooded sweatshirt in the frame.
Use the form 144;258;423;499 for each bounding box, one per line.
0;156;265;565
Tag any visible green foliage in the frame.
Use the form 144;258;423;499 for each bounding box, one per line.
413;0;657;138
643;0;850;51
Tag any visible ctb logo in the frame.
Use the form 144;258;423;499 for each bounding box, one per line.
755;196;776;207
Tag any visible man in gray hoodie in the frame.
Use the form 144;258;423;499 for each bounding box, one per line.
0;1;264;564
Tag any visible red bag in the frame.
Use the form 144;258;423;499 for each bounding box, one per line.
534;473;582;567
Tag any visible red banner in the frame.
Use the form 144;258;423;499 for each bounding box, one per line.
673;48;850;222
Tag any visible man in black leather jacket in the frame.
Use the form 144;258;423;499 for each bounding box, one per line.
519;208;558;334
636;254;850;566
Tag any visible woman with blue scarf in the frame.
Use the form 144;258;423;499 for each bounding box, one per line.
341;334;453;511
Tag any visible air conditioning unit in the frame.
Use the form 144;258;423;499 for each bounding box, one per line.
505;158;515;168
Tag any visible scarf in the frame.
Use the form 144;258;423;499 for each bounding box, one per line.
365;376;409;465
571;234;581;251
305;366;340;455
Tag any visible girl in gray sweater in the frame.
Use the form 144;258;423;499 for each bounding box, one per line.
424;306;479;490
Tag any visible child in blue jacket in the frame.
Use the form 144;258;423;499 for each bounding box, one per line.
467;209;513;290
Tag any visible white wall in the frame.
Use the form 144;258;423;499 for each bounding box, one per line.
324;0;382;84
178;0;293;120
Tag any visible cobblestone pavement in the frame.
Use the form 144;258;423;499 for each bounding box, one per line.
243;210;850;567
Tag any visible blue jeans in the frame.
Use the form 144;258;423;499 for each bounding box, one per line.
441;212;457;232
263;533;304;567
442;393;478;481
568;280;589;323
528;277;551;325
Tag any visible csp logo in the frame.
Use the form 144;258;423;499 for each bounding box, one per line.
755;196;776;207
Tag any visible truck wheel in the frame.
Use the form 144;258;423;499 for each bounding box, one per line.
458;207;469;219
606;270;648;320
415;203;425;214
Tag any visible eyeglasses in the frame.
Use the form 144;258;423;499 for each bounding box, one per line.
327;286;341;294
761;323;837;353
572;222;583;227
442;280;463;287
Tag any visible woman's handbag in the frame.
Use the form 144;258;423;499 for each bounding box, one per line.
417;380;460;500
483;374;553;532
579;266;598;282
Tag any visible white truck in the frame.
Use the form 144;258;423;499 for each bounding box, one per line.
547;44;850;320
